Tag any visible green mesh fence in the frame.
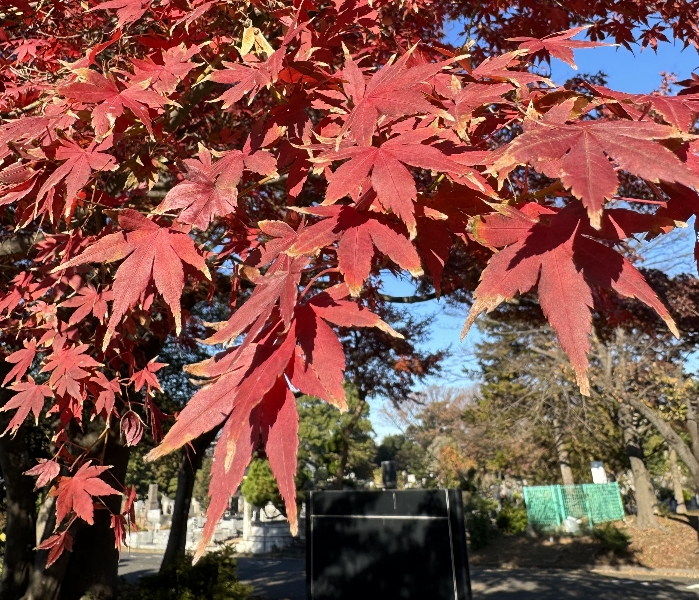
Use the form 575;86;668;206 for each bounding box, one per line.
523;483;625;530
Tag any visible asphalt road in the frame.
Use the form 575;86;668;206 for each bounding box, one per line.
118;554;699;599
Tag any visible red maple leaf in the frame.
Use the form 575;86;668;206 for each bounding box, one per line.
205;254;308;346
509;26;608;68
314;130;466;236
40;340;101;400
131;44;200;94
130;357;167;393
111;514;128;553
89;0;151;28
338;48;452;146
464;203;679;394
448;82;512;138
0;378;53;435
60;284;113;325
290;205;423;295
492;120;699;228
61;31;122;71
209;49;286;108
148;284;400;559
25;458;61;490
291;283;401;409
88;371;121;418
55;462;121;525
260;380;299;537
53;209;210;348
156;145;276;229
584;83;699;132
187;354;309;561
38;530;74;568
3;338;38;386
60;70;166;139
36;138;117;206
470;51;548;87
257;219;304;266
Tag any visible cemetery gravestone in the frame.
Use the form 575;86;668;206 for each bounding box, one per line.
381;461;397;489
306;489;471;600
146;483;160;510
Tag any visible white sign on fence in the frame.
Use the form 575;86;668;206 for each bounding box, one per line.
590;461;608;484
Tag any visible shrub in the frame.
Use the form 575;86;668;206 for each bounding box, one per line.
592;524;631;555
118;546;251;600
464;493;497;550
496;503;528;535
466;511;493;550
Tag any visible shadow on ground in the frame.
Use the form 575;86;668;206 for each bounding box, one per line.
238;558;305;600
472;568;699;599
469;533;639;569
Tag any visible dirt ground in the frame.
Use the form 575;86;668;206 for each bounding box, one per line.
470;514;699;570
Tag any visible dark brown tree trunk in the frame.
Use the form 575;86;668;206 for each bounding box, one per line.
21;498;73;600
0;363;36;600
334;396;366;489
59;421;130;600
160;427;218;572
552;416;574;486
619;404;659;529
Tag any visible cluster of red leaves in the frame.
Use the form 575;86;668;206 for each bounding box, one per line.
1;0;698;566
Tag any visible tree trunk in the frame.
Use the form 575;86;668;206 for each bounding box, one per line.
59;421;130;600
625;394;699;488
669;448;687;514
552;417;574;486
160;427;218;572
334;396;366;489
685;396;699;466
619;404;659;529
21;497;73;600
0;364;37;600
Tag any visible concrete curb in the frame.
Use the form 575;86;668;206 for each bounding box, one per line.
591;565;699;579
473;565;699;579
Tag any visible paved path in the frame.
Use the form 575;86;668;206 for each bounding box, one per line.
118;553;699;599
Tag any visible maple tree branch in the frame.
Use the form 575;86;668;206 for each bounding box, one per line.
0;99;43;118
520;181;563;201
379;292;437;304
238;167;291;198
300;268;340;300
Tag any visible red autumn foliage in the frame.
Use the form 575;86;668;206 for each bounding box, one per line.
1;0;698;571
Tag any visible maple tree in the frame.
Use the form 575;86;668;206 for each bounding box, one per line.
1;0;699;597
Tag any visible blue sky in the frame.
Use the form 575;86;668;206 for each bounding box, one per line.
370;29;699;441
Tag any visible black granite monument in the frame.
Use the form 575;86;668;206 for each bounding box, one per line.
305;489;472;600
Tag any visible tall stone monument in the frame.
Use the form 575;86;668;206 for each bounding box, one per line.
146;483;160;510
